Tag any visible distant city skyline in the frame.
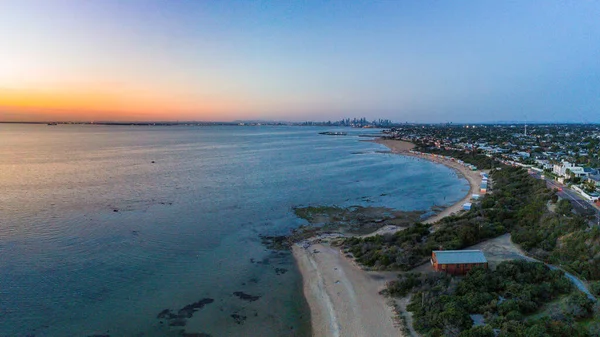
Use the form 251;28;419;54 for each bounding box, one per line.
1;1;600;123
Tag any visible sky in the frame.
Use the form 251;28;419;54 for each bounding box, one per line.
1;1;599;123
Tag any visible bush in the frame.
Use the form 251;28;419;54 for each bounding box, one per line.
556;199;573;215
566;293;594;319
589;281;600;296
407;261;572;336
459;325;495;337
387;272;422;297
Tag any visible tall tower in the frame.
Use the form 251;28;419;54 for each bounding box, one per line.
524;124;527;136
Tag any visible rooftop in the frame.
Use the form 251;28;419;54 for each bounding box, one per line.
433;250;487;264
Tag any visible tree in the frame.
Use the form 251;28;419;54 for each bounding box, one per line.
590;281;600;296
459;325;495;337
556;199;573;216
566;293;594;318
583;180;597;193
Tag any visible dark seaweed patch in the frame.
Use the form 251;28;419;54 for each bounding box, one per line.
157;309;178;320
157;298;214;327
233;291;261;302
231;313;247;325
259;235;290;250
178;298;215;318
157;309;170;319
169;319;187;327
274;267;288;275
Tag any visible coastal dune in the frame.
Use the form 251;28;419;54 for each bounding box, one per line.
293;138;483;337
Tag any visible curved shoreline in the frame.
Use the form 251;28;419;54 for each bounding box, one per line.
374;138;483;224
293;138;482;337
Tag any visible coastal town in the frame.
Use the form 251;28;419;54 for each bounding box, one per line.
386;124;600;206
292;125;600;337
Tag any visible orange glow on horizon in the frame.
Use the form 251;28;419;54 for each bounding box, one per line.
0;87;249;122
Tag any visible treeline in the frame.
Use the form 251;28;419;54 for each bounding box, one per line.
502;169;600;279
343;167;550;270
512;212;600;280
402;261;596;337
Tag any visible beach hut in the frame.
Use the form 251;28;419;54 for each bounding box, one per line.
463;203;472;211
431;250;488;275
480;182;488;194
471;194;480;200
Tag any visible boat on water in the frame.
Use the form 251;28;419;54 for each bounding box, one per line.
47;122;58;126
318;131;347;136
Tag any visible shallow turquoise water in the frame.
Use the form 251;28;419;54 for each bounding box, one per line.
0;124;469;336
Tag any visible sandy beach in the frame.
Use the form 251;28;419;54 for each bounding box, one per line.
293;138;482;337
374;138;483;224
292;242;400;337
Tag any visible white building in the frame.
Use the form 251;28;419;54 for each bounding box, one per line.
552;161;593;178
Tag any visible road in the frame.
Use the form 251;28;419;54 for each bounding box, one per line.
515;251;596;301
470;234;597;302
529;172;600;226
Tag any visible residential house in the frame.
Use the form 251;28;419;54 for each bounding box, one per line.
588;174;600;188
553;161;595;178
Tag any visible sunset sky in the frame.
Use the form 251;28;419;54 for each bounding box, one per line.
1;1;599;123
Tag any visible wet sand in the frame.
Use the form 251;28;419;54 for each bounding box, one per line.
293;138;483;337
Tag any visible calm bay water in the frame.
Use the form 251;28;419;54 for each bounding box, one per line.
0;124;469;336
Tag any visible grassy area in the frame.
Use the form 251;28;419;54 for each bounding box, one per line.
527;294;571;321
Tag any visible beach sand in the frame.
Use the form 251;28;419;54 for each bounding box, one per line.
293;138;482;337
292;243;400;337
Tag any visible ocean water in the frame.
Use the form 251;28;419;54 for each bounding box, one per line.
0;124;469;337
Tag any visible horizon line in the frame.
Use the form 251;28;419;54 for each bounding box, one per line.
2;120;599;126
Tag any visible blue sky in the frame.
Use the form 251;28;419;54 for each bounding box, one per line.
1;1;599;122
